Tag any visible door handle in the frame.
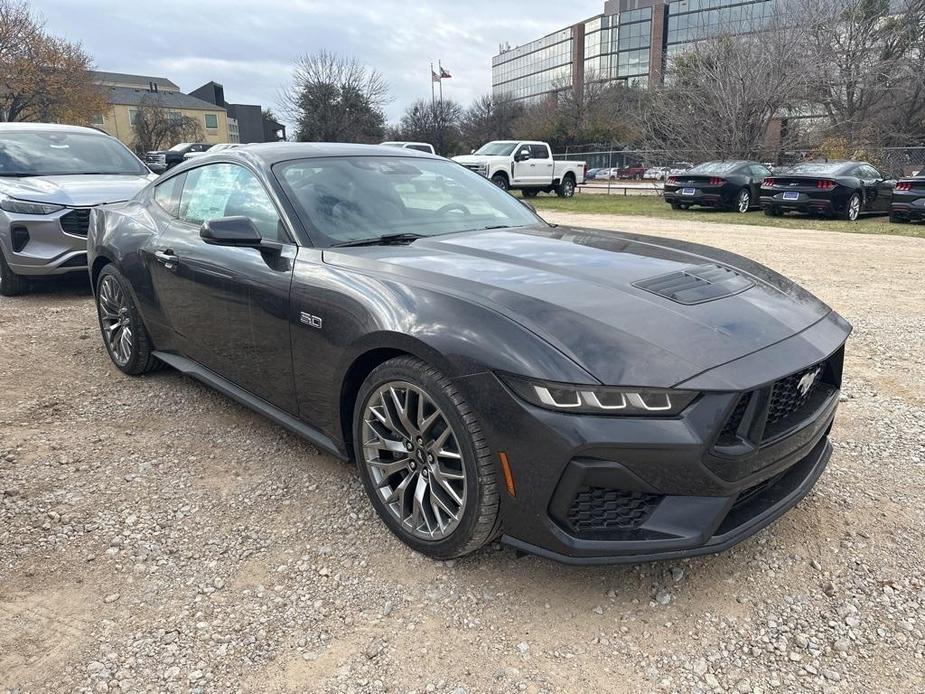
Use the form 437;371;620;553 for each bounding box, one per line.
154;250;179;267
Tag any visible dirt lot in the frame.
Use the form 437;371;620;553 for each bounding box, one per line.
1;214;923;694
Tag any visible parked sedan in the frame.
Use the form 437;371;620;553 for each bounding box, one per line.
889;173;925;223
760;161;895;221
88;143;851;565
664;161;771;213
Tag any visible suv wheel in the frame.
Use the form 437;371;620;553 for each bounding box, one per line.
95;265;161;375
0;250;27;297
353;356;500;559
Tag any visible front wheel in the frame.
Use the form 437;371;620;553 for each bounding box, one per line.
353;357;500;560
556;176;576;198
841;193;861;221
95;265;161;375
490;174;509;192
0;250;27;297
735;188;752;213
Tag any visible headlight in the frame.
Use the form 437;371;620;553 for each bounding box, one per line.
0;195;64;215
501;375;699;416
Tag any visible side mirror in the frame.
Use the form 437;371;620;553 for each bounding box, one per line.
470;149;476;154
200;216;263;247
516;149;531;162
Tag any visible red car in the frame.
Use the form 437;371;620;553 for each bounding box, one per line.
618;165;647;180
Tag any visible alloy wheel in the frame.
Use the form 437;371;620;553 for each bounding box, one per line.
97;275;134;366
562;179;575;197
737;189;751;213
848;195;860;221
361;381;467;540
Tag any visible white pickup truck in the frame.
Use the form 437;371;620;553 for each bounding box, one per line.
453;141;586;198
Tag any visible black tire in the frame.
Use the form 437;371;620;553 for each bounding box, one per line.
889;213;908;224
95;265;161;376
0;249;27;297
490;174;509;192
556;175;576;198
353;356;501;560
522;189;539;198
764;207;783;217
841;193;861;221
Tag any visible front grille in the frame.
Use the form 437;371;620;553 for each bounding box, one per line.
463;165;487;176
567;487;661;533
767;364;823;427
60;209;92;237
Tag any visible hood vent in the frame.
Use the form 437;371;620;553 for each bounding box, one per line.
633;264;755;305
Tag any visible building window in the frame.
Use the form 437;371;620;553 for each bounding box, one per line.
90;113;104;126
204;113;219;129
168;111;182;123
129;109;141;125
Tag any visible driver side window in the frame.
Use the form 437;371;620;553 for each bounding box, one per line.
179;163;286;241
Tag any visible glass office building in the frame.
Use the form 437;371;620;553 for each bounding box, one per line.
666;0;774;56
492;0;776;103
491;28;575;103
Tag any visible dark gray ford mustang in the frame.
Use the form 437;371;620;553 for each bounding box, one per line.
88;143;851;564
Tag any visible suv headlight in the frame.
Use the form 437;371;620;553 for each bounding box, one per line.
501;375;699;416
0;195;64;216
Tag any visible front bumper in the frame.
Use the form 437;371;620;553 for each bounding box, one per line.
455;313;849;564
1;209;90;277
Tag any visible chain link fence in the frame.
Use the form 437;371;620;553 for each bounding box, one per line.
553;145;925;177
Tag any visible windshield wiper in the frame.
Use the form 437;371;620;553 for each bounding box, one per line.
333;233;426;248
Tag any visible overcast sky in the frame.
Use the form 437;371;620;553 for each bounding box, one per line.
36;0;604;126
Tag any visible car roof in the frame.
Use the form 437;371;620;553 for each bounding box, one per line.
196;142;441;167
0;122;109;135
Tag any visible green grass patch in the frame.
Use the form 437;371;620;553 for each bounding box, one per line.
521;192;925;239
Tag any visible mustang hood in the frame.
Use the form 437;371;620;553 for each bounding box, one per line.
324;226;840;387
0;174;152;207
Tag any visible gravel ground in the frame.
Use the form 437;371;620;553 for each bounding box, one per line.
1;214;924;693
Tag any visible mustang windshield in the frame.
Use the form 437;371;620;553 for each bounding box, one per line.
0;131;147;176
274;156;541;247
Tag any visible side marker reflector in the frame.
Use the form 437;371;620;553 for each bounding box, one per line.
499;452;516;497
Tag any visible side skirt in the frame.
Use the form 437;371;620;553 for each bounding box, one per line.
152;351;346;460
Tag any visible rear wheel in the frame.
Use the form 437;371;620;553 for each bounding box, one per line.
556;175;576;198
0;250;27;297
841;193;861;221
735;188;752;213
490;174;509;192
95;265;161;375
353;356;500;560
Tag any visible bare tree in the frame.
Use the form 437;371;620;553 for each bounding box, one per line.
130;96;203;155
459;94;524;150
641;6;812;160
798;0;925;146
0;0;107;124
395;99;463;156
280;50;390;143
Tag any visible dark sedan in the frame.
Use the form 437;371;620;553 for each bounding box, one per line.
87;144;851;565
760;161;894;221
889;173;925;223
664;161;771;213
